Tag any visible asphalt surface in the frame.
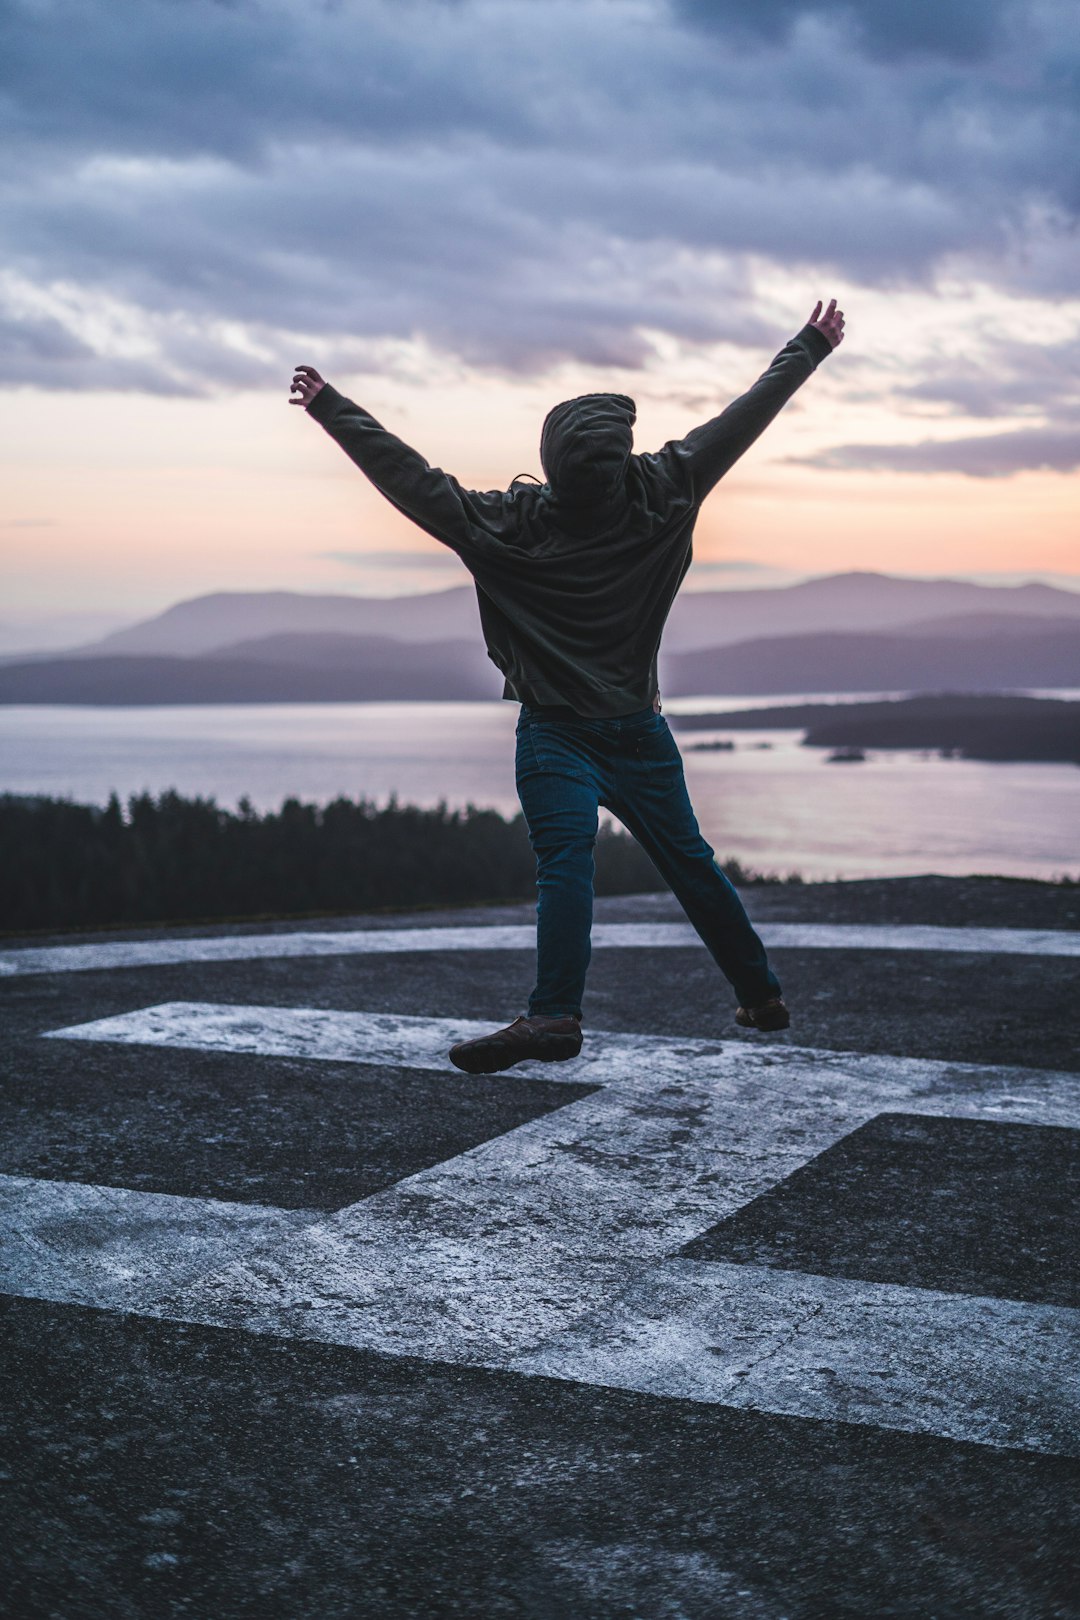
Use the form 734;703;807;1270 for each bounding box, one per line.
3;877;1079;1618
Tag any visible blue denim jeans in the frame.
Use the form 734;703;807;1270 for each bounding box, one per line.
514;702;782;1020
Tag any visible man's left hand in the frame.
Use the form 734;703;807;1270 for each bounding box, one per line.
290;365;327;406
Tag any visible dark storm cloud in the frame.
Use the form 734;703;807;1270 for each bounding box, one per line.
793;425;1080;477
0;0;532;164
0;310;91;364
897;335;1080;420
671;0;1007;62
0;0;1077;477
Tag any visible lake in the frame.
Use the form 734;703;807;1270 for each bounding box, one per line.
1;698;1077;882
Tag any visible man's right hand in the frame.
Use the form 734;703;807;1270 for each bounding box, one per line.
808;298;845;349
290;365;327;406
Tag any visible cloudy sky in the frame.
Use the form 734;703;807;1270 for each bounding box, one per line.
2;0;1078;638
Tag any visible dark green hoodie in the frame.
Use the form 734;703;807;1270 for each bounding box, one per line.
306;321;833;716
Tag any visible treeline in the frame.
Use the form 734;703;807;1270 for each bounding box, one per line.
0;790;784;933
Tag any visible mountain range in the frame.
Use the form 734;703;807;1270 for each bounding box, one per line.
2;572;1078;703
32;570;1080;659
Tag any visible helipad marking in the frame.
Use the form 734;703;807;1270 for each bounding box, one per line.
515;1261;1080;1459
6;1005;1078;1455
0;1173;314;1310
45;1002;500;1077
3;919;1078;977
40;1000;1080;1120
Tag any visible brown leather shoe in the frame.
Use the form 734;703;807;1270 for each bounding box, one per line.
449;1013;583;1074
735;997;791;1032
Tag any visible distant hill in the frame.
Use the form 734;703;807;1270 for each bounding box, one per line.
664;572;1080;652
0;641;502;704
0;609;131;659
212;631;498;685
886;611;1080;641
670;694;1080;766
2;613;1078;704
73;586;484;658
659;619;1080;696
31;570;1080;665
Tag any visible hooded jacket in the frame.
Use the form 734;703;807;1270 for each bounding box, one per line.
306;321;833;716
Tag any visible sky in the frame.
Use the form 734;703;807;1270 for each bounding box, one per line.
1;0;1078;645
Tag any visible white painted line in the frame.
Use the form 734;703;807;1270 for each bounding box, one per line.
3;919;1078;977
0;924;540;978
41;999;1080;1128
0;1173;314;1313
44;1002;510;1078
13;1004;1080;1454
514;1260;1080;1457
762;922;1080;956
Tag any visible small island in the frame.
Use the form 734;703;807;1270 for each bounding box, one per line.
668;693;1080;766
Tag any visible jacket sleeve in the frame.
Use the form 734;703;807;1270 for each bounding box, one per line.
306;383;511;563
662;322;834;503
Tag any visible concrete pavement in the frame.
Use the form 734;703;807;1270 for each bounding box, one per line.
3;878;1078;1617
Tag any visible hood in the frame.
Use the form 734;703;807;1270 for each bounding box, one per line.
540;392;636;507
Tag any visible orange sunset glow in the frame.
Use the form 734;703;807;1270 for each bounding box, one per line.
2;4;1077;644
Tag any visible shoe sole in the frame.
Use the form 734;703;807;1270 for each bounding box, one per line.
735;1010;791;1032
449;1036;583;1075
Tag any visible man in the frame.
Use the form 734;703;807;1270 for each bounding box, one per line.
290;297;845;1074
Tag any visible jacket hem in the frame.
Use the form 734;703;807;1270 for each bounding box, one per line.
503;677;661;719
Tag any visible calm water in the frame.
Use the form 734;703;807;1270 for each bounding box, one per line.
1;699;1077;882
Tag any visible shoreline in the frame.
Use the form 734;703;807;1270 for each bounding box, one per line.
668;692;1080;766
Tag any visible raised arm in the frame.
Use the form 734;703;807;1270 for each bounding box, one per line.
289;365;507;563
668;299;844;502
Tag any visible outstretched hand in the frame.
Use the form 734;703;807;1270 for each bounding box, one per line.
808;298;845;349
290;365;327;406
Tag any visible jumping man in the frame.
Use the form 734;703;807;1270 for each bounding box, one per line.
290;298;845;1072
